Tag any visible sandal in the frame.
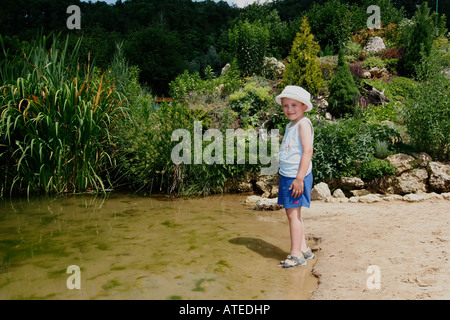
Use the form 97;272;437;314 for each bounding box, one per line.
279;254;307;268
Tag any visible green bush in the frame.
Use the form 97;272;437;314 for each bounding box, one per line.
403;47;450;161
357;157;397;181
283;17;323;95
228;19;269;76
229;78;274;129
398;3;447;78
362;57;386;69
328;48;360;117
312;119;400;183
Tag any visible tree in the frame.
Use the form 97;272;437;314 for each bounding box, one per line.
283;17;323;95
228;19;269;76
327;47;360;118
398;2;447;77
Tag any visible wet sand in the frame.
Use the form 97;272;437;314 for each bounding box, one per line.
305;199;450;300
0;193;317;300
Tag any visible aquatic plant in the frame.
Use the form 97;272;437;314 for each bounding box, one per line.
0;34;126;197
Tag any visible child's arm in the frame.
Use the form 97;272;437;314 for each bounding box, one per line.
289;121;313;197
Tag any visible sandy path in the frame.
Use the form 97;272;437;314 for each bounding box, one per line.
303;199;449;300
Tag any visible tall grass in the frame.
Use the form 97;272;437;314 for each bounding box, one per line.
0;34;126;197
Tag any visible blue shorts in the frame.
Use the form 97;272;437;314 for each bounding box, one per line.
277;173;313;209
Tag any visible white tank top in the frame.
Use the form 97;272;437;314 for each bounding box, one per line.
278;117;314;178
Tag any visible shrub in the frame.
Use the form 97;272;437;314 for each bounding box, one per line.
358;157;397;181
398;3;446;77
312;119;400;183
283;17;323;95
328;48;360;117
229;78;274;129
403;47;450;161
228;19;270;76
362;56;386;69
344;40;362;60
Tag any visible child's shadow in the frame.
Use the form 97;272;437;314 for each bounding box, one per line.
228;237;287;260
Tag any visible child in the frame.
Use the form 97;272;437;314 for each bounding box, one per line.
276;85;315;268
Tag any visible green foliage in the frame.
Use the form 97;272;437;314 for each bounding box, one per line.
0;34;126;197
123;25;188;96
398;3;447;78
403;47;450;161
169;64;241;104
344;40;362;61
229;78;274;129
328;48;361;117
313;119;401;183
283;17;323;95
228;19;269;76
362;57;387;69
357;157;397;181
364;77;418;102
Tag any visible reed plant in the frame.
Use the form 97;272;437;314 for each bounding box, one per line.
0;34;126;197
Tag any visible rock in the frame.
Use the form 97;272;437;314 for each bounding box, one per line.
325;112;332;120
357;194;382;203
255;175;280;198
245;195;261;204
263;57;285;78
382;194;404;201
403;193;429;202
254;198;283;211
313;96;329;112
362;36;386;53
412;152;432;167
332;189;346;198
326;197;349;203
311;182;331;201
386;153;416;175
270;185;279;198
442;192;450;200
369;67;389;79
393;168;428;195
339;177;365;190
427;162;450;193
368;175;396;194
350;189;370;197
221;63;231;76
362;71;372;79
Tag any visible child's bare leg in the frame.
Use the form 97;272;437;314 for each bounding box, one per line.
285;207;308;256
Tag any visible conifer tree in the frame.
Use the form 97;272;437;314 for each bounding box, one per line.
283;17;323;95
327;47;360;118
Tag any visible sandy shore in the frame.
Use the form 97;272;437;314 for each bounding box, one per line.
303;199;449;300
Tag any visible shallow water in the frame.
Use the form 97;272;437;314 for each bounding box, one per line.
0;193;317;300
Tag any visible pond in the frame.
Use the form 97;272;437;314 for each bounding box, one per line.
0;192;317;300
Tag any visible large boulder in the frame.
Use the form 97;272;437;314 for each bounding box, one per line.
386;153;416;175
311;182;331;201
255;174;280;198
338;177;365;190
362;36;386;53
254;197;283;211
412;152;432;167
427;162;450;193
393;169;428;195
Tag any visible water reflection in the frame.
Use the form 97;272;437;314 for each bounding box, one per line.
0;193;316;300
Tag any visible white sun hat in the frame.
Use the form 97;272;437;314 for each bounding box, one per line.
275;85;313;112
